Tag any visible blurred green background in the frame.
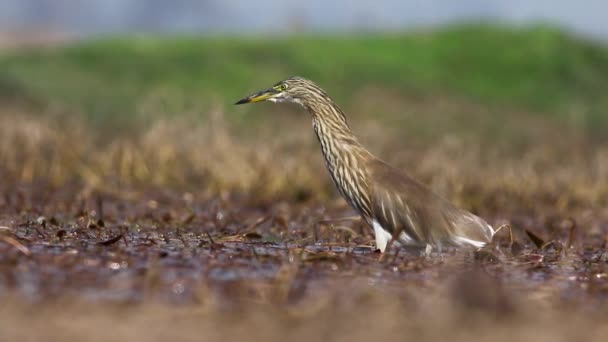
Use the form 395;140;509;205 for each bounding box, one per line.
1;24;607;137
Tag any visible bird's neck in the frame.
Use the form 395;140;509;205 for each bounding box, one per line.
308;99;373;217
307;98;365;160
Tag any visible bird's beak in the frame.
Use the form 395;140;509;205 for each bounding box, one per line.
235;87;279;105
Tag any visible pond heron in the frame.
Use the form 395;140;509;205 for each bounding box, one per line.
236;77;494;253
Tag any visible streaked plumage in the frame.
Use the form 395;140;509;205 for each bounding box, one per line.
236;76;494;252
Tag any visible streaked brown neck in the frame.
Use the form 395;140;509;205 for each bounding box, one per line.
305;95;373;218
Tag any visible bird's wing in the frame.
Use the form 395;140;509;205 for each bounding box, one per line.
366;158;492;246
442;207;494;246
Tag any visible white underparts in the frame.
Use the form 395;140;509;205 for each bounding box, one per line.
372;220;491;252
372;220;413;253
373;220;392;252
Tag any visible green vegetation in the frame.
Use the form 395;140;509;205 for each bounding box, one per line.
1;24;608;132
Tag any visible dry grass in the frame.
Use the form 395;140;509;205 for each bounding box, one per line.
0;108;327;199
1;105;607;212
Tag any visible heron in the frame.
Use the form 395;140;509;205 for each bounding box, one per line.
236;76;495;253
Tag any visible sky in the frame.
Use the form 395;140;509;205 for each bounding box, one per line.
0;0;606;40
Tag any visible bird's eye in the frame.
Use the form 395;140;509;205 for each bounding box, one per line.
280;83;288;91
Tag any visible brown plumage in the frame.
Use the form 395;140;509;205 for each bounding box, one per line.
236;76;494;252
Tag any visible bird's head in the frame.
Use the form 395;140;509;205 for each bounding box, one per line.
235;76;326;107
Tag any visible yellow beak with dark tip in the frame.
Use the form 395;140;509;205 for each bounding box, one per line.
235;87;279;105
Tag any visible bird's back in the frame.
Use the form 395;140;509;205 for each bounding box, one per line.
365;158;493;248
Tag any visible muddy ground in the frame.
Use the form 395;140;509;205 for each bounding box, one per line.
1;179;607;341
